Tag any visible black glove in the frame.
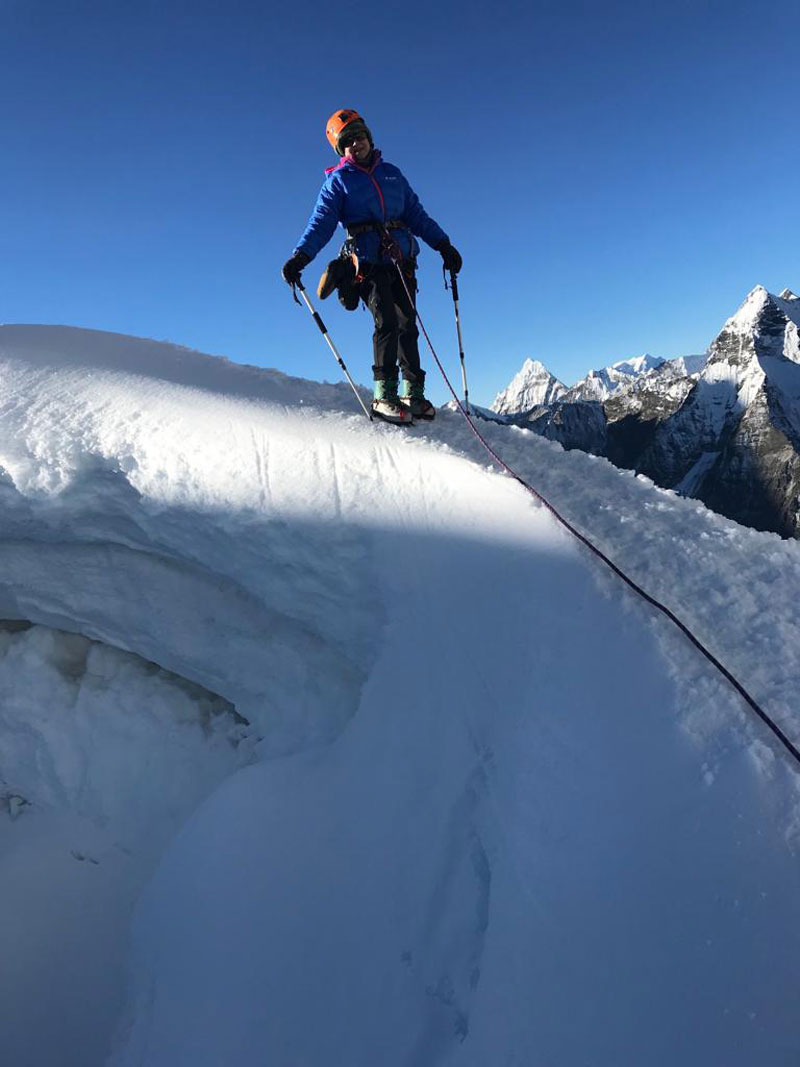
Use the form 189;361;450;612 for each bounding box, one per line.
282;251;310;285
438;240;462;274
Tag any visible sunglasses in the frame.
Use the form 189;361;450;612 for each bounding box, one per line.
341;131;368;149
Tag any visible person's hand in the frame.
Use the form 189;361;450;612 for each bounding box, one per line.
437;240;462;274
282;251;310;285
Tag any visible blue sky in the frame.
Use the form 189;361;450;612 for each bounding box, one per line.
2;0;798;406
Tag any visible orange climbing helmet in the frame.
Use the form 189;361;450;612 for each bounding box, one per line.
325;108;373;155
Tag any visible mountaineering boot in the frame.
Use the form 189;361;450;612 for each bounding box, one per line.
317;256;360;311
400;378;436;420
372;378;413;425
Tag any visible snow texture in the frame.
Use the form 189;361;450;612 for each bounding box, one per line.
2;325;800;1067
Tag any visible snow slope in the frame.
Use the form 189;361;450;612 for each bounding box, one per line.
2;326;800;1066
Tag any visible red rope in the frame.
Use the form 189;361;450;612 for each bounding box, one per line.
394;261;800;767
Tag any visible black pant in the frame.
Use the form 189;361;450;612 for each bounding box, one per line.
360;263;423;385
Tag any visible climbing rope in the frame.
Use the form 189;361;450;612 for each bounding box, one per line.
392;259;800;769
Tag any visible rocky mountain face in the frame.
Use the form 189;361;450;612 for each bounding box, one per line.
494;286;800;538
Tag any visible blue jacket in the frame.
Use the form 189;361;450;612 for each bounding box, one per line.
293;151;449;265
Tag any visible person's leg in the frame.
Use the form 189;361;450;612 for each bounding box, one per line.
363;266;400;383
361;266;412;424
393;265;423;385
393;265;435;420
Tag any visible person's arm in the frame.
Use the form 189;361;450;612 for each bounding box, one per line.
293;177;345;263
401;178;448;251
401;176;462;272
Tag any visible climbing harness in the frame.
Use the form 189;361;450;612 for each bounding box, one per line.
385;249;800;770
346;218;407;239
289;278;373;422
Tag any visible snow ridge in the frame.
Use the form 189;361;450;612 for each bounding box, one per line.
3;324;800;1067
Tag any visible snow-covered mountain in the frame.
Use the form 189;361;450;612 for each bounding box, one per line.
493;353;689;417
667;353;708;377
635;286;800;533
498;286;800;538
3;324;800;1067
491;357;565;414
563;352;668;402
496;352;709;412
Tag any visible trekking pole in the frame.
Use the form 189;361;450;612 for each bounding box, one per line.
447;270;470;415
290;280;373;421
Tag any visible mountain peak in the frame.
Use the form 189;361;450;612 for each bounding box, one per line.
608;353;664;376
711;285;800;373
492;358;566;415
725;285;771;332
563;354;665;403
723;285;800;334
520;357;550;376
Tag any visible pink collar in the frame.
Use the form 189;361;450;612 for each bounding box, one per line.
325;149;381;175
